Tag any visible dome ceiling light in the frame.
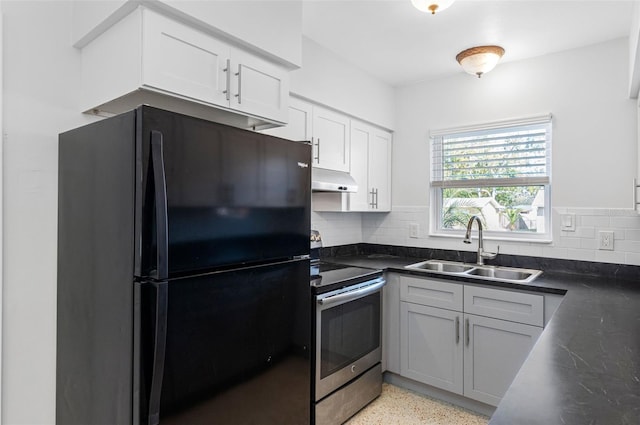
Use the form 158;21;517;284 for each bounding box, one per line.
411;0;455;15
456;45;505;78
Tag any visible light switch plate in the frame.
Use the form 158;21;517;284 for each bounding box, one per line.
561;213;575;231
409;223;419;238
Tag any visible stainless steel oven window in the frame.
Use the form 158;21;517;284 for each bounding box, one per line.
315;278;385;401
320;292;380;378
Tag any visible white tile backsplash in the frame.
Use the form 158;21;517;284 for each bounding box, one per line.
311;211;362;246
312;206;640;266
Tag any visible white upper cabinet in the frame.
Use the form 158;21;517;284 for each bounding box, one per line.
262;98;353;174
369;129;392;211
228;48;290;125
143;10;230;108
349;122;371;211
72;0;303;68
348;120;392;211
80;7;290;128
261;97;313;142
312;106;350;172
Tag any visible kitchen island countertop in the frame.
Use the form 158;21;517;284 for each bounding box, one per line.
323;253;640;425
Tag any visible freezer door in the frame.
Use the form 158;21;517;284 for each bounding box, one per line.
135;106;311;278
134;259;311;425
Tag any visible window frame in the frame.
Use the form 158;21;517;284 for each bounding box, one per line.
429;114;552;243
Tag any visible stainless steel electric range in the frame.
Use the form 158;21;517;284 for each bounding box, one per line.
310;231;385;425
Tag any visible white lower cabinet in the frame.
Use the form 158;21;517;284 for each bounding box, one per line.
398;276;544;407
401;303;464;394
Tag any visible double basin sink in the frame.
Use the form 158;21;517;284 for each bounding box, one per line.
404;259;542;284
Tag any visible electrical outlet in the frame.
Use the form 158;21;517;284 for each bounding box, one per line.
598;231;614;251
409;223;419;238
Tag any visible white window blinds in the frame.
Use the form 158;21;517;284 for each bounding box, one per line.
431;115;552;188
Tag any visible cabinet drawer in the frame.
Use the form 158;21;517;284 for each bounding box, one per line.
464;285;543;326
400;276;463;311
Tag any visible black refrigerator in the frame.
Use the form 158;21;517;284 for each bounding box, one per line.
56;106;312;425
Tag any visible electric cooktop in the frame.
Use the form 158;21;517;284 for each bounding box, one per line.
310;261;383;294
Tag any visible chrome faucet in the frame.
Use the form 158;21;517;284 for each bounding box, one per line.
463;215;498;265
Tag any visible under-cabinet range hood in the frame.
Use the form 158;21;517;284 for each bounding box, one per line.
312;167;358;192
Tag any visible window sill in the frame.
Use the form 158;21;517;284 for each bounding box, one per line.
428;230;552;244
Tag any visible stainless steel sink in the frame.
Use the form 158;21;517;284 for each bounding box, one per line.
408;260;474;273
404;260;542;284
467;268;534;280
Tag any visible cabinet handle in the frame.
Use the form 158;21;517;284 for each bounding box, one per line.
223;59;230;101
455;316;460;344
465;318;470;346
315;138;321;163
235;65;242;104
369;189;376;208
375;188;379;209
312;138;319;162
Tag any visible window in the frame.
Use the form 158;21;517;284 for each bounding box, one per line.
430;115;552;241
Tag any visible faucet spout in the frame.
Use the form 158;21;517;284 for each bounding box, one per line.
463;215;498;265
464;215;483;248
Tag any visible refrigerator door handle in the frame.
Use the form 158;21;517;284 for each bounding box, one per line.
147;281;168;425
150;131;169;280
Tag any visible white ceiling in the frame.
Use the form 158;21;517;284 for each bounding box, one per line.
302;0;636;87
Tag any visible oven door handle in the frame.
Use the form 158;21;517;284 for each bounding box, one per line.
317;278;386;306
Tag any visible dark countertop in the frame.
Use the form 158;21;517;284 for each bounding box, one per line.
323;253;640;425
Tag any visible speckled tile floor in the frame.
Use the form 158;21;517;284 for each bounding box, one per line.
345;383;490;425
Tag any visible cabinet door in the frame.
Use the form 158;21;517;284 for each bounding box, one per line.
348;121;372;211
347;122;392;212
142;9;230;108
230;48;289;123
369;129;392;211
261;97;312;141
400;302;463;394
312;106;350;172
463;314;542;406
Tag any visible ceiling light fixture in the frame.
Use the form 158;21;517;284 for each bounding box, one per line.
411;0;455;15
456;45;505;78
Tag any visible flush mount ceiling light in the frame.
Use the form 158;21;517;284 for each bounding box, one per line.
411;0;455;14
456;45;505;78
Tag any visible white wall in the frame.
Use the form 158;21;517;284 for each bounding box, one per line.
3;1;101;423
290;36;396;130
321;38;640;266
394;37;635;208
72;0;128;44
